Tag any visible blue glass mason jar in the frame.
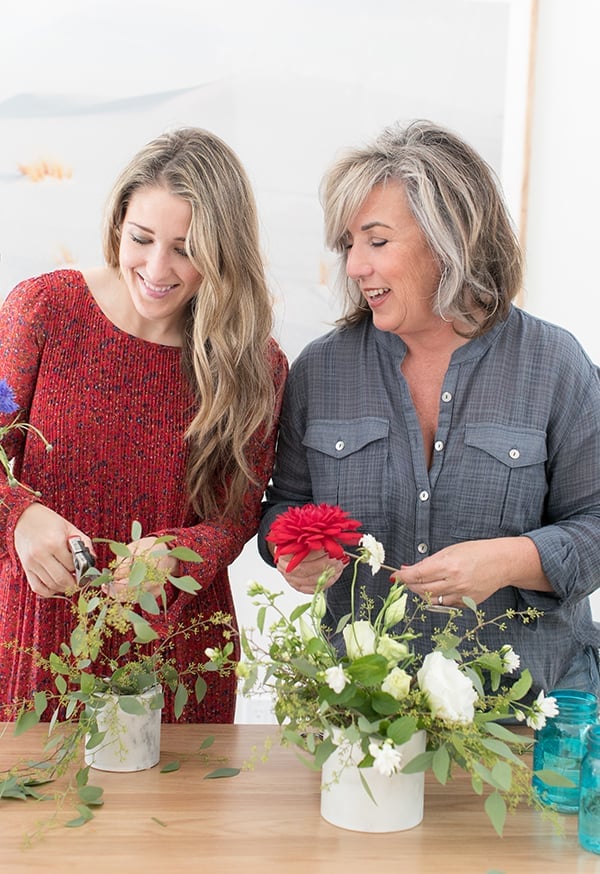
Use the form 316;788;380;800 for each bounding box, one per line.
579;725;600;853
532;689;598;813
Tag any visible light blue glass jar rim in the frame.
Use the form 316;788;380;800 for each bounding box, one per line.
547;688;598;706
544;688;598;721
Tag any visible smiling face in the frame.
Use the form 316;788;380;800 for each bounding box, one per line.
344;180;443;339
118;185;202;342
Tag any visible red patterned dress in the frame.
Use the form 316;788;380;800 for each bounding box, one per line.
0;270;288;722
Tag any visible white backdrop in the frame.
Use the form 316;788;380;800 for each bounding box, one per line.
5;1;587;719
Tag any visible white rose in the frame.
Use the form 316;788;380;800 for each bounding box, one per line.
381;667;411;701
376;635;409;667
343;620;376;659
417;651;478;724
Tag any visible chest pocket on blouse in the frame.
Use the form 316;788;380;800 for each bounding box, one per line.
302;418;389;523
452;423;548;538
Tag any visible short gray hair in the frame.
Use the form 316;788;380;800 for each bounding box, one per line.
320;119;523;335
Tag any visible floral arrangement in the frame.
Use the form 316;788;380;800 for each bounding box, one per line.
207;503;562;836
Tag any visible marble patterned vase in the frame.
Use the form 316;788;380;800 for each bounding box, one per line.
84;685;162;772
320;730;427;833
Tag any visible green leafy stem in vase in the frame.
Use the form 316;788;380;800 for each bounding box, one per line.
0;521;235;831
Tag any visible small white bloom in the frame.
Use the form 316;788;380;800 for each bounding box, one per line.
368;740;403;777
204;647;216;659
514;709;526;722
359;534;385;575
381;667;411;701
526;691;560;730
325;665;349;694
343;620;377;659
500;645;521;674
417;651;478;724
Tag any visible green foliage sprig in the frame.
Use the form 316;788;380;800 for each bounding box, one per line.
0;521;232;831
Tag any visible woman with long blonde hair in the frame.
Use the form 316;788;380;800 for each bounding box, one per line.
0;127;288;722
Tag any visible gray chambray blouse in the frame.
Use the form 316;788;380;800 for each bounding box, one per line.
259;306;600;699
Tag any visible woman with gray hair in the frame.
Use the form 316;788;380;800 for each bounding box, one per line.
259;119;600;699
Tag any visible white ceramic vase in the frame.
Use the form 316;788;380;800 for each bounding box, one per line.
320;730;427;833
84;685;162;772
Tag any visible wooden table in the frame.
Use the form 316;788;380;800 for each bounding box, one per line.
0;723;598;873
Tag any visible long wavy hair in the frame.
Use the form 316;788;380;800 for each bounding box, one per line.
103;127;277;518
320;119;523;336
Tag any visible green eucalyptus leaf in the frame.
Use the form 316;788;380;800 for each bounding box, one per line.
131;619;159;644
33;690;48;719
491;761;512;791
108;540;131;558
118;696;147;716
194;676;208;704
161;760;181;773
471;773;484;795
289;602;312;622
484;790;507;837
314;737;337;769
0;778;28;799
481;737;523;766
15;710;40;736
257;606;267;634
78;785;104;806
204;767;240;779
200;735;215;749
335;613;352;634
128;560;148;589
65;805;95;827
139;590;161;615
168;575;201;594
118;641;132;658
168;546;204;563
149;690;164;710
54;675;67;695
49;652;70;675
400;750;434;775
174;683;188;720
85;731;106;750
432;744;451;784
131;520;143;541
507;669;532;701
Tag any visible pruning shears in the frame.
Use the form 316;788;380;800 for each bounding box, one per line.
68;536;96;584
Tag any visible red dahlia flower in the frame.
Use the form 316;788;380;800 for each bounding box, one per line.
266;503;362;572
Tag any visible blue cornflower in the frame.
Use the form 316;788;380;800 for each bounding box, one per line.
0;379;19;415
